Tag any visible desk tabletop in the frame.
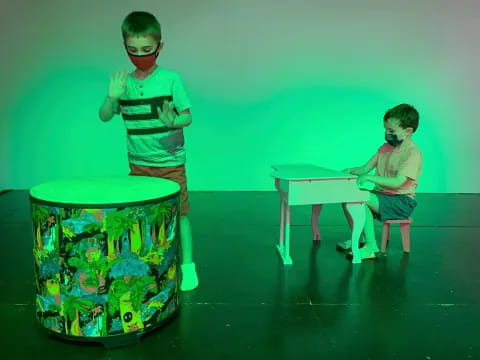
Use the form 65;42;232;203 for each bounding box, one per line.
271;164;356;181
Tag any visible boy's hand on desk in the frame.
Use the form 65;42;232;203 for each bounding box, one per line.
158;102;176;128
357;174;371;186
343;167;363;176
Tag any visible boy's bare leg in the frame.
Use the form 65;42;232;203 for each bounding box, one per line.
337;204;365;251
180;216;193;263
360;193;380;257
180;215;198;291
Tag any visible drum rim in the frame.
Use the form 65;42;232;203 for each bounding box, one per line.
29;190;180;209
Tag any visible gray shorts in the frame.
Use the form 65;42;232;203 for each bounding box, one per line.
373;192;417;221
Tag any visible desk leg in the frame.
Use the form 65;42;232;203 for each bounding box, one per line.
279;196;285;248
277;197;293;265
345;202;366;264
311;204;323;242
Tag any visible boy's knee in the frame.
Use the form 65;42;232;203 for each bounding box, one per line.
367;192;379;205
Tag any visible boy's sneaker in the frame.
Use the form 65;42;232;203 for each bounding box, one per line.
180;262;199;291
336;239;366;252
345;246;380;261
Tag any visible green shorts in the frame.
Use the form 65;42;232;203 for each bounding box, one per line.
373;192;417;221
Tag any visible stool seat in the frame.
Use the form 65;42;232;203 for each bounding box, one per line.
381;218;413;253
383;218;412;224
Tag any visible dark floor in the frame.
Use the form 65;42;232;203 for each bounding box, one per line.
1;191;479;359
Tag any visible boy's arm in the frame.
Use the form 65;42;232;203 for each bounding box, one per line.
173;109;192;128
364;174;407;189
361;149;422;189
360;154;378;174
170;73;192;128
158;105;191;128
100;70;126;122
345;153;378;175
99;96;120;122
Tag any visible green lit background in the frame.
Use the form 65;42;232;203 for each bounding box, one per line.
1;0;479;192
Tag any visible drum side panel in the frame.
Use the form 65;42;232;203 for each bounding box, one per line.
31;195;180;338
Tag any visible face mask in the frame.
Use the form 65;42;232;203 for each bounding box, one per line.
126;43;161;71
385;133;403;147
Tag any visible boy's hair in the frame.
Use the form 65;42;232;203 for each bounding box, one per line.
384;104;419;132
121;11;162;42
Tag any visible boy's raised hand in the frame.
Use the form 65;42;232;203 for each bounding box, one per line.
108;70;128;100
158;102;176;128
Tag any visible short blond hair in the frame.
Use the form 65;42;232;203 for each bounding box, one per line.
121;11;161;42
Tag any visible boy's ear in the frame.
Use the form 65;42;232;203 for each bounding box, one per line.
156;42;164;55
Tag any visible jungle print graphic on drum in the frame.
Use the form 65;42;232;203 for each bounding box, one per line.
31;198;180;338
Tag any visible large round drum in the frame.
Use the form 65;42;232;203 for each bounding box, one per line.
29;176;181;346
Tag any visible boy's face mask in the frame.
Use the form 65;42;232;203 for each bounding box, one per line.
126;42;161;71
385;133;403;147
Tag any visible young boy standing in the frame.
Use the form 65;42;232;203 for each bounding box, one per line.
98;11;198;291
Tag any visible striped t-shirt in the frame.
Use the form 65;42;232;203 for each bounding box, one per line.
117;66;191;167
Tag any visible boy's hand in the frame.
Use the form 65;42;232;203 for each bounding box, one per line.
158;102;176;128
343;167;363;176
108;70;128;100
357;174;371;186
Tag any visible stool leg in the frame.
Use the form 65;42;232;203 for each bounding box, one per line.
311;204;322;242
381;223;390;253
400;223;411;253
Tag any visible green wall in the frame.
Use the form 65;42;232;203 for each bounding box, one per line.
1;0;479;192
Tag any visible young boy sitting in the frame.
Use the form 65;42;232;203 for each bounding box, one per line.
339;104;423;260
